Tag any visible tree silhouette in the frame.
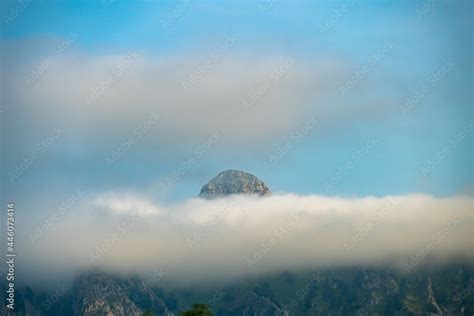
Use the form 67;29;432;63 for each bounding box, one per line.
181;303;215;316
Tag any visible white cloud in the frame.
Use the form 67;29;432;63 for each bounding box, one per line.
3;42;393;154
19;193;473;286
93;193;161;215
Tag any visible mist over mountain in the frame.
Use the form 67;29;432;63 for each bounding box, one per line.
3;259;474;315
2;0;473;315
4;170;474;315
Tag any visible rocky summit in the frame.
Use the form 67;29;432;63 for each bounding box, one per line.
199;169;271;199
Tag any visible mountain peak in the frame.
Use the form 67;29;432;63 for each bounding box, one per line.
199;169;271;199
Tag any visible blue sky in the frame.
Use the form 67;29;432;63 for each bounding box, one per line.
1;0;472;205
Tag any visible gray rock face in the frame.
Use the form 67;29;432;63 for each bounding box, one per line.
73;271;170;316
199;170;271;199
73;271;142;316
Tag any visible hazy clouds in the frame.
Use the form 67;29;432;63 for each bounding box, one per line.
19;193;473;286
3;41;393;156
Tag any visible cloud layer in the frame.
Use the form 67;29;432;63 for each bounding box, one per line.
3;41;393;157
20;193;473;286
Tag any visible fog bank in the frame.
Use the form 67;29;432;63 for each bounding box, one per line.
19;193;473;286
